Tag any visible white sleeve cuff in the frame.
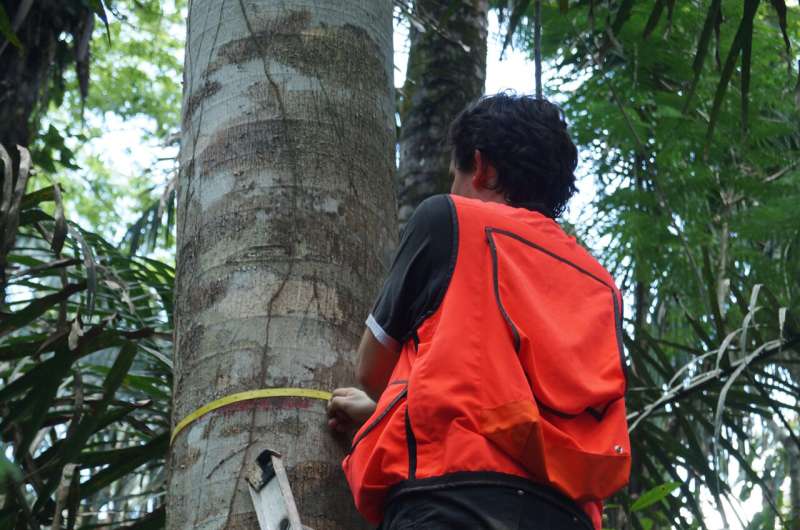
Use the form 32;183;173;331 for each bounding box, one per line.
366;314;400;352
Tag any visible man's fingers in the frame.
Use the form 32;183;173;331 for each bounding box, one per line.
327;396;355;421
328;395;344;413
331;387;356;397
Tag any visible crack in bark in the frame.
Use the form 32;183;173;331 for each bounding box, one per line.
296;275;321;341
221;3;306;527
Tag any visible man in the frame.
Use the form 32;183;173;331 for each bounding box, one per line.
328;93;630;530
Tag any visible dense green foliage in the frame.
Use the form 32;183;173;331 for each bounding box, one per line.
1;146;173;528
1;3;180;527
508;1;800;527
497;0;795;145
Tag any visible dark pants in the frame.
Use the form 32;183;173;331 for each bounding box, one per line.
380;485;592;530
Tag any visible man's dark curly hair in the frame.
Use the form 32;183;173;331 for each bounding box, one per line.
447;92;578;218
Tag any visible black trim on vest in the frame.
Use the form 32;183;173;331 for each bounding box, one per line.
348;386;407;455
485;228;522;353
611;288;628;391
539;396;622;422
485;227;628;419
405;408;417;480
385;471;593;530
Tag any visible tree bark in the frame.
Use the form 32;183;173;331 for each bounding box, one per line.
396;0;488;224
168;1;396;529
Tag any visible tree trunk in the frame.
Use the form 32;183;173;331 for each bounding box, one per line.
168;2;396;529
788;413;800;529
396;0;488;224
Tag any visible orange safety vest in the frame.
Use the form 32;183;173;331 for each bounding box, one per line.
343;195;630;529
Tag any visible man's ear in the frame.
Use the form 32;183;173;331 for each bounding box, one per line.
471;149;497;190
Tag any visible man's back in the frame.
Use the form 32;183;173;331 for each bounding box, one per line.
343;195;629;529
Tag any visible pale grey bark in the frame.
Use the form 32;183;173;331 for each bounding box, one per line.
168;2;396;529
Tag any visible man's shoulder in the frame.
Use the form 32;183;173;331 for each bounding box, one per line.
406;194;456;233
414;194;455;216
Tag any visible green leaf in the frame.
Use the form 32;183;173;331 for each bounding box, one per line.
739;1;756;135
655;105;684;119
0;452;23;487
19;186;56;211
769;0;791;59
51;183;67;255
69;225;97;318
0;4;22;49
79;433;167;497
630;481;681;512
32;342;138;515
501;1;531;57
705;0;761;147
0;281;87;337
610;0;634;35
683;0;721;112
86;0;112;44
643;0;667;40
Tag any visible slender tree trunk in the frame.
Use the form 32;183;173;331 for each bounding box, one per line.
168;2;396;529
789;439;800;530
396;0;488;223
786;395;800;529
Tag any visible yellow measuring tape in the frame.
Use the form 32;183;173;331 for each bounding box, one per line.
170;388;333;444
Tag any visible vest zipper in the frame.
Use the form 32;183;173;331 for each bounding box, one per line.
348;386;407;455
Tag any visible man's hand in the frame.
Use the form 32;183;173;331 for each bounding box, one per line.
327;387;376;436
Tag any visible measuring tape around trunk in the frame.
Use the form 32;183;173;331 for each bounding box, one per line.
170;388;333;444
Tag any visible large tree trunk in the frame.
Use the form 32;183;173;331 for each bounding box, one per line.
167;2;396;529
396;0;488;223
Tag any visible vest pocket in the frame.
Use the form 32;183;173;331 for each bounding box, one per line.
478;398;631;501
478;400;547;479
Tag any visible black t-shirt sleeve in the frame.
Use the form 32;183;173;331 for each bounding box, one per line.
366;194;457;351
